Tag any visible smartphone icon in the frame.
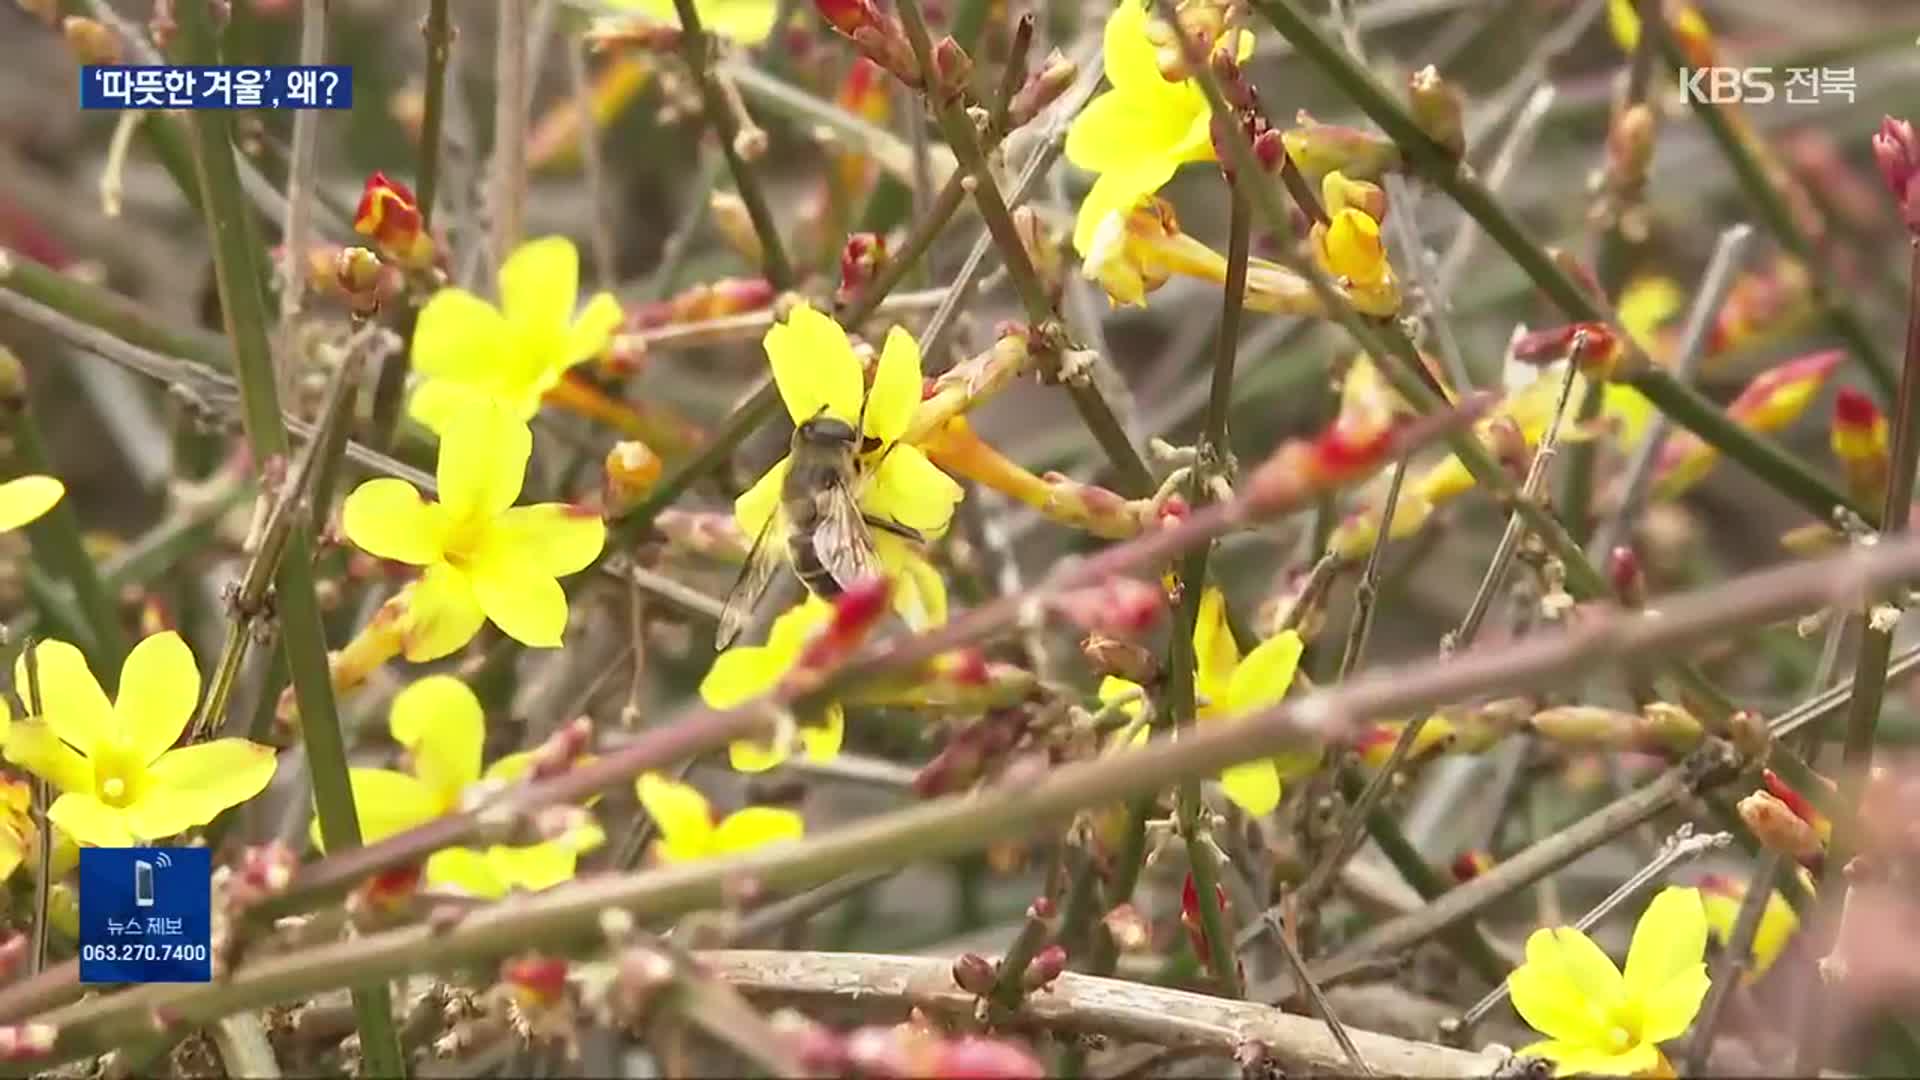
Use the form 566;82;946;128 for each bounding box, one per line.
134;860;155;908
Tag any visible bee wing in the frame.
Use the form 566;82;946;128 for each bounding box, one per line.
812;479;884;593
716;509;787;650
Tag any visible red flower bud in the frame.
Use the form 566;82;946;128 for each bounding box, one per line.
1871;116;1920;234
502;953;570;1009
1021;944;1067;991
952;952;998;996
352;171;435;270
837;232;887;306
1450;850;1493;882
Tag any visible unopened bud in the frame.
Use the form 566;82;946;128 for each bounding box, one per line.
1102;903;1151;952
1607;545;1645;606
1639;702;1705;751
952;952;998;996
334;246;391;318
815;0;874;37
1081;633;1158;683
61;16;123;63
1606;103;1657;190
932;36;972;100
502;953;569;1009
1022;944;1067;991
604;441;662;508
837;232;886;306
1738;790;1825;863
1281;112;1401;180
1323;171;1387;222
1011;206;1062;300
1008;49;1075;129
708;192;763;265
1512;321;1622;376
1728;708;1771;763
352;172;436;271
1871;116;1920;235
1407;66;1464;157
1450;850;1493;882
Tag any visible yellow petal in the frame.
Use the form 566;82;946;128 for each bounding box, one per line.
396;565;489;662
437;403;530;526
1220;758;1281;816
425;846;507;898
728;731;792;773
1073;159;1181;256
500;236;581;343
798;704;844;762
469;556;571;648
864;326;923;444
133;739;279;839
47;793;133;847
4;722;91;795
413;287;527;393
477;504;606;578
116;631;200;765
765;303;863;425
0;829;23;883
1509;926;1620;1045
408;378;507;438
1603;384;1655;447
1225;629;1303;715
1100;0;1161;92
1098;676;1146;720
876;532;948;629
17;639;111;757
483;841;582;892
866;446;963;536
323;767;443;848
711;805;805;854
1193;587;1240;710
1623;887;1711;1042
735;457;790;542
1618;276;1682;351
564;291;625;371
1323;208;1386;286
0;475;64;532
389;674;485;802
635;772;713;859
1067;83;1207;178
701;642;789;709
342;478;449;565
1606;0;1641;52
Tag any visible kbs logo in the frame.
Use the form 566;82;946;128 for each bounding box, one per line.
1679;67;1774;104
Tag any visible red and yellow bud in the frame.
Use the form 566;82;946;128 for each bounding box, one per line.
502;953;570;1010
527;58;653;172
1738;790;1826;868
1512;322;1623;377
1451;850;1494;883
1607;0;1715;67
1653;350;1841;500
1832;386;1890;507
352;172;436;271
604;440;662;510
1282;111;1401;181
1355;715;1456;769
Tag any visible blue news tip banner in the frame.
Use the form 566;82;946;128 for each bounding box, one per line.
79;65;352;111
78;847;212;984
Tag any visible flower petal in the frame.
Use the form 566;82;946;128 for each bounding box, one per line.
1073;158;1180;255
798;704;844;761
864;326;923;444
1098;676;1147;720
134;739;279;839
437;403;531;526
409;378;525;439
1219;759;1280;816
484;842;582;892
866;446;963;536
425;847;506;898
17;639;112;757
1100;0;1161;92
728;732;792;773
701;643;788;709
500;236;580;341
636;772;713;861
565;292;625;370
875;532;948;630
117;631;200;765
1225;629;1304;716
478;504;606;578
47;793;133;847
0;475;64;533
342;478;448;565
469;557;571;648
735;457;790;542
322;767;443;848
4;722;91;795
396;565;489;662
711;806;805;855
765;303;863;425
412;288;511;380
1624;887;1711;1042
1509;926;1620;1045
389;675;485;802
1193;587;1240;712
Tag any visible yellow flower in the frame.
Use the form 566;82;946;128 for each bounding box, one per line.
607;0;780;43
735;303;961;628
699;598;847;772
0;475;64;533
0;775;79;885
407;236;623;436
1698;876;1798;982
1509;886;1712;1077
341;402;606;660
1100;588;1313;815
329;675;603;898
1066;2;1248;256
4;634;278;847
636;772;803;863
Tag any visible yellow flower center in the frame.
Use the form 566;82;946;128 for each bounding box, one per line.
91;743;144;809
1606;1024;1634;1053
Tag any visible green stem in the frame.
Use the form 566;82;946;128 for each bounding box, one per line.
173;2;401;1072
1250;0;1867;517
415;0;452;228
0;252;228;372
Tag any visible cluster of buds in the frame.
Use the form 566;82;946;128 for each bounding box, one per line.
1832;387;1890;509
1529;702;1705;754
953;899;1068;1004
1737;768;1832;871
1873;116;1920;236
1282;111;1401;183
914;707;1042;797
352;172;438;273
1601;103;1657;208
1650;349;1842;501
812;0;923;92
627;276;776;333
1245;389;1491;521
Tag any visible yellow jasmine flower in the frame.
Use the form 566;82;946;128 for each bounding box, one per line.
329;675;603;898
1066;2;1249;256
1509;886;1712;1077
4;634;278;847
735;303;961;628
1698;875;1798;982
341;402;606;660
636;772;803;863
0;775;78;886
407;236;623;436
699;598;847;773
607;0;781;44
0;475;64;533
1100;588;1313;815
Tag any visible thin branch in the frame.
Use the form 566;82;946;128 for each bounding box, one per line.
490;0;529;267
415;0;452;225
1267;906;1374;1074
276;0;326;398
